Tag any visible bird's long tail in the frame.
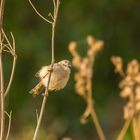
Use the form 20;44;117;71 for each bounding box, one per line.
30;81;44;95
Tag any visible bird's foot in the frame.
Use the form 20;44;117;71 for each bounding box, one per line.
42;92;49;97
48;67;53;72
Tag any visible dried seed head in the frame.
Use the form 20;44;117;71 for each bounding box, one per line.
74;73;81;81
80;58;92;78
88;40;104;57
136;102;140;112
72;56;81;68
62;137;72;140
135;86;140;101
127;59;139;76
120;86;132;98
119;76;134;88
75;78;86;96
124;103;134;119
69;36;104;124
76;86;86;96
112;57;140;120
134;73;140;84
111;56;124;75
68;41;77;53
87;35;95;46
93;40;104;51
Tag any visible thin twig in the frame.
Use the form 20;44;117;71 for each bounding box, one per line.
0;55;5;140
0;0;5;44
36;109;39;122
0;0;5;138
138;115;140;139
4;56;17;97
33;94;48;140
5;111;12;140
91;108;106;140
32;0;60;140
1;29;12;48
28;0;53;24
81;84;106;140
116;118;131;140
88;80;106;140
10;32;15;51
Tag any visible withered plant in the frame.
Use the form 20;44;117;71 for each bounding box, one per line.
69;36;106;140
29;0;60;140
111;56;140;140
0;0;17;139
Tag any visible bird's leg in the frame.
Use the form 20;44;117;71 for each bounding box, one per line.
42;91;49;96
48;66;53;72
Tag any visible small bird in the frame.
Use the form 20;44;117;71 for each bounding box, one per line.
30;60;71;96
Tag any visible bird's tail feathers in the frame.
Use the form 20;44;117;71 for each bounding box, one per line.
29;81;44;96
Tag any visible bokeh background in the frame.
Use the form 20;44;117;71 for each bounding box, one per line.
2;0;140;139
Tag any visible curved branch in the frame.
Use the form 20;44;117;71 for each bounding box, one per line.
28;0;53;24
116;119;131;140
4;56;17;97
91;107;106;140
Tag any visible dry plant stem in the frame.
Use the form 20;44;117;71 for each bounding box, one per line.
132;117;140;140
0;0;5;139
33;95;48;140
2;30;17;97
28;0;52;24
4;56;17;97
116;118;131;140
88;80;106;140
91;108;106;140
0;56;4;140
5;111;12;140
32;0;60;140
138;116;140;138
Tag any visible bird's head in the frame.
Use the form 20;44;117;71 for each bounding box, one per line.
58;60;72;72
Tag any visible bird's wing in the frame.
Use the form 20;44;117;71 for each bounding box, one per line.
35;63;58;78
35;66;49;78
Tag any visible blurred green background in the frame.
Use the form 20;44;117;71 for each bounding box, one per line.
2;0;140;139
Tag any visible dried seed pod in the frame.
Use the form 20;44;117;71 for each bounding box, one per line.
76;86;86;96
87;35;95;46
111;56;124;75
62;137;72;140
93;40;104;52
72;56;81;68
127;59;139;76
80;58;90;77
124;102;134;119
88;41;103;57
74;73;81;81
124;106;129;119
119;76;134;88
135;86;140;101
134;73;140;84
68;41;77;53
120;86;132;98
136;102;140;112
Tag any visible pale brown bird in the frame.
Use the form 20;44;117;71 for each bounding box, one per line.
30;60;71;95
